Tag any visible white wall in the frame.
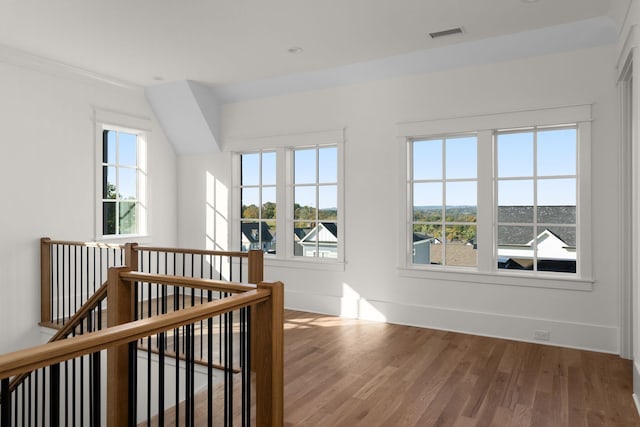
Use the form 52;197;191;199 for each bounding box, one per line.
616;0;640;408
177;45;621;353
0;61;177;353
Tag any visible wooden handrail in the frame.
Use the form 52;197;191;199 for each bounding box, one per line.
134;245;250;257
43;239;126;249
10;282;110;391
0;288;270;380
120;271;257;293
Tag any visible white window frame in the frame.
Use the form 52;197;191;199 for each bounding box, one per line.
94;109;149;241
397;105;593;291
238;150;277;252
408;133;479;268
231;129;345;270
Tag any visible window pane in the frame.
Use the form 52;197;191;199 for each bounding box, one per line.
537;206;575;225
119;168;137;200
319;147;337;183
294;221;317;258
445;225;477;267
119;201;136;234
119;132;137;167
413;182;442;222
241;153;259;186
446;136;477;179
103;166;117;199
412;224;442;265
296;222;338;258
413;139;442;180
262;152;276;186
537;128;576;176
497;180;533;223
104;130;116;164
497;132;533;177
497;225;535;270
241;188;259;219
294;186;316;220
261;187;276;219
537;178;576;206
295;149;316;184
103;202;116;235
261;221;275;253
240;221;259;251
446;182;476;222
319;185;337;221
537;226;576;273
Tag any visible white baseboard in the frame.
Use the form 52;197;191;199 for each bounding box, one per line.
284;289;619;354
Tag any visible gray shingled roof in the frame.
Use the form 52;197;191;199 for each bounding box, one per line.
498;206;576;247
241;222;273;243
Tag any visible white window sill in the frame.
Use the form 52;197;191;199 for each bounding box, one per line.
397;266;593;291
96;234;152;245
264;257;346;272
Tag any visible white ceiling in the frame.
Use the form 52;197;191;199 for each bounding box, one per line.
0;0;625;90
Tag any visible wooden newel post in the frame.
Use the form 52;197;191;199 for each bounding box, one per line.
106;267;134;427
40;237;51;324
248;250;264;283
248;250;264;369
124;242;139;270
254;281;284;427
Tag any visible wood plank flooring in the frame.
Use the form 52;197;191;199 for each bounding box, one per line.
282;310;640;427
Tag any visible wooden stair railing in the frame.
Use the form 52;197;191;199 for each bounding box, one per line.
10;282;108;394
1;269;283;427
40;237;264;326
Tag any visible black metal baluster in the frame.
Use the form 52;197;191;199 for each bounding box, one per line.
128;342;137;427
57;245;61;325
34;371;38;427
27;373;31;427
244;307;252;426
67;245;71;323
241;308;246;426
158;328;165;427
1;378;9;427
174;282;180;427
50;364;60;427
72;353;77;427
200;255;204;361
41;368;46;427
207;292;213;427
219;256;223;366
20;376;25;427
49;245;54;325
185;324;195;427
79;326;84;427
74;246;77;317
90;352;100;427
64;360;68;425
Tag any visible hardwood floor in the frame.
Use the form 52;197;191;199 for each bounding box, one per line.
282;310;640;427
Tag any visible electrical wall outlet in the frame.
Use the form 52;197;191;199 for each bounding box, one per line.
534;329;550;341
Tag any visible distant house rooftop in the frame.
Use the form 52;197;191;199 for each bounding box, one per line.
241;222;273;243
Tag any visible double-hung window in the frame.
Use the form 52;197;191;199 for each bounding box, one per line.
95;109;148;239
399;105;591;287
496;126;577;273
101;127;146;236
240;151;277;252
410;135;477;267
293;146;338;259
233;130;344;264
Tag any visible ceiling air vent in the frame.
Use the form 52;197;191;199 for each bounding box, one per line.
429;27;464;39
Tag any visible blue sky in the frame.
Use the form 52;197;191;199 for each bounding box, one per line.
105;130;138;200
413;128;576;209
241;147;338;210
